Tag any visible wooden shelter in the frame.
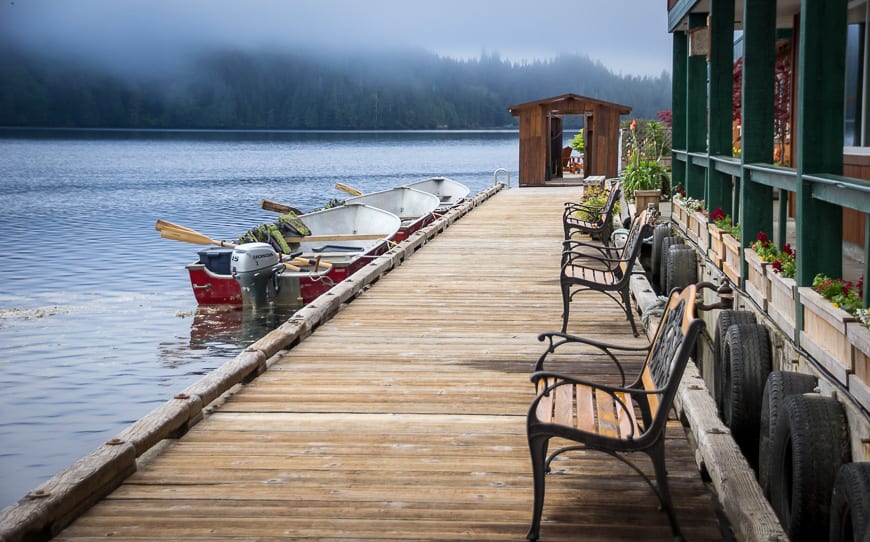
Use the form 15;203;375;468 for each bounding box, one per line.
508;94;631;186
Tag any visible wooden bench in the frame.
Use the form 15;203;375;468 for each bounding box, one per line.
560;207;656;336
562;180;621;244
526;282;727;541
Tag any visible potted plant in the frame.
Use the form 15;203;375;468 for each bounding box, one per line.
800;274;861;384
622;119;670;211
707;207;738;270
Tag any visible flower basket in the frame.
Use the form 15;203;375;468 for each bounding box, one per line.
768;272;797;340
847;322;870;411
708;222;725;267
799;286;857;384
744;247;771;311
672;199;689;234
687;211;708;251
721;233;742;285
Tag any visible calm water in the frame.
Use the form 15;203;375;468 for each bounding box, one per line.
0;129;518;509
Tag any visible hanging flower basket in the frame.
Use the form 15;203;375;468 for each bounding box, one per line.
799;286;856;385
768;271;797;340
745;247;771;311
721;233;742;285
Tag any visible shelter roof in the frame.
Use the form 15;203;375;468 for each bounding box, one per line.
507;93;632;116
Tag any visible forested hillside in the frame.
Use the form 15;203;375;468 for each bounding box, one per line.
0;44;671;129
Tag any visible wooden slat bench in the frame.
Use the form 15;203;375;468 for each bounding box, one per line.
560;207;656;336
562;179;621;243
526;282;729;541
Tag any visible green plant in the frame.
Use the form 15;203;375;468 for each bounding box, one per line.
622;119;671;200
750;232;795;278
813;273;864;314
569;131;584;153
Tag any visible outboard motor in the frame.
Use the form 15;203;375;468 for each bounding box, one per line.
231;243;285;310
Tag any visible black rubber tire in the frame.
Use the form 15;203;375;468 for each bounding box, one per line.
721;323;771;470
658;235;684;293
713;310;756;411
829;462;870;542
769;394;851;541
665;245;696;294
758;371;818;497
650;223;671;288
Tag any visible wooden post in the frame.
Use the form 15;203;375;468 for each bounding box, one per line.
672;31;688;191
707;0;735;216
739;0;776;287
796;0;845;285
686;13;708;200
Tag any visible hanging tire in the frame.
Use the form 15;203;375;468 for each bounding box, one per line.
758;371;818;497
713;310;756;412
658;235;684;293
650;223;670;289
721;323;771;470
829;462;870;542
769;394;851;541
665;244;696;294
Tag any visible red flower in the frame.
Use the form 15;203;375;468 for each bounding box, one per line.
783;243;793;256
757;231;769;244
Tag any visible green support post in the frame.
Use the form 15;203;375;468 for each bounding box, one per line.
796;0;845;286
672;32;688;191
686;13;708;200
739;0;775;285
707;0;736;216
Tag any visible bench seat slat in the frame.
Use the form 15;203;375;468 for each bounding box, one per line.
575;385;595;433
595;388;620;438
553;381;574;426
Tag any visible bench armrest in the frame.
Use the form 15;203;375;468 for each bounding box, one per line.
535;331;650;385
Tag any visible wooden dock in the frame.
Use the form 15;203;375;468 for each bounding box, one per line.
52;187;727;541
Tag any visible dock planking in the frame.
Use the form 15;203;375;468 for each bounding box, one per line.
54;187;726;541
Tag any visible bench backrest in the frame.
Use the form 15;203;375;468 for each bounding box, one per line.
637;284;704;433
616;208;656;276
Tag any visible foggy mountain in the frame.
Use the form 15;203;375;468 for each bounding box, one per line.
0;43;672;130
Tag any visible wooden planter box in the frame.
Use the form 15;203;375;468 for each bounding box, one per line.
687;211;709;251
721;233;742;285
744;247;771;311
634;189;661;214
799;286;857;385
768;272;797;340
847;323;870;411
672;199;689;234
708;223;725;267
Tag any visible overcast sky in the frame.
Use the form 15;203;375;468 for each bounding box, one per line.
0;0;672;77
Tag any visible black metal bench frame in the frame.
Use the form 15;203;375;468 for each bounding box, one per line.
560;208;656;336
562;180;621;244
526;282;730;541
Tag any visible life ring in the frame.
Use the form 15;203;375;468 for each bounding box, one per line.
769;394;851;540
665;244;696;294
829;462;870;542
758;371;817;497
720;323;771;470
650;223;671;290
713;310;756;410
658;235;684;293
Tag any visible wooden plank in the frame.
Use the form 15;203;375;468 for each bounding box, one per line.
40;187;726;542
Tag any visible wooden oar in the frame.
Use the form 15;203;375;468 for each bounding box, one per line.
260;199;303;215
156;220;333;270
335;182;363;196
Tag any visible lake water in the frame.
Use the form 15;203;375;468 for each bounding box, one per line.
0;129;519;509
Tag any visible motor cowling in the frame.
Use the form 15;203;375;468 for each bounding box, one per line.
231;243;284;310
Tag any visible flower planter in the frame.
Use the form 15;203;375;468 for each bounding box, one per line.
847;322;870;411
721;233;742;285
768;272;797;340
687;211;709;251
707;223;725;267
634;189;661;214
744;247;771;311
671;199;689;234
799;286;857;385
